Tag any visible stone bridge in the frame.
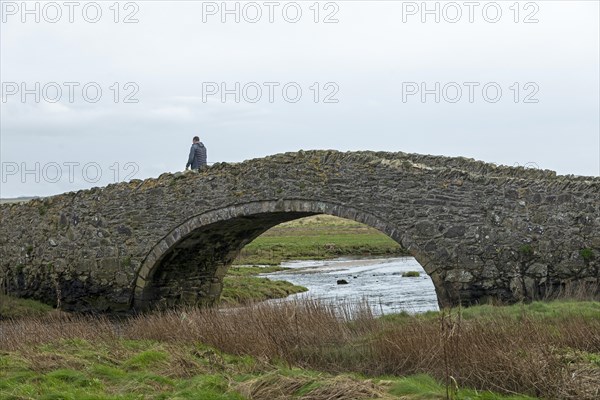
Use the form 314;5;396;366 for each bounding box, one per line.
1;150;598;312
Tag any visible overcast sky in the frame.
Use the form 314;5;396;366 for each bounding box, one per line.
1;0;599;197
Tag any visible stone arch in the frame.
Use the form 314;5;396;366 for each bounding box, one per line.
131;199;436;311
2;150;597;313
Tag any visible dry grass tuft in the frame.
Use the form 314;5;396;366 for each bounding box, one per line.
237;373;309;400
122;299;355;360
237;373;387;400
304;376;388;400
562;362;600;399
540;281;600;302
17;347;87;373
0;313;118;351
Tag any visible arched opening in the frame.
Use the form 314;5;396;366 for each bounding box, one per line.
132;200;441;311
226;214;439;314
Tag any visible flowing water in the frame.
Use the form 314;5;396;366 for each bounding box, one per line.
259;256;440;315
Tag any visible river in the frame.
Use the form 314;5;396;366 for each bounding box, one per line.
259;256;439;315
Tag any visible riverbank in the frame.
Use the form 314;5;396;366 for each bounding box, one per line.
233;215;406;265
0;293;56;319
1;300;598;399
220;266;308;305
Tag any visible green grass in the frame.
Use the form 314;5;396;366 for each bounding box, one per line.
0;293;54;319
220;275;308;305
380;299;600;325
402;271;421;277
0;340;247;399
388;374;536;400
123;349;169;370
227;265;290;276
460;299;600;320
580;248;595;262
234;215;406;265
0;339;539;400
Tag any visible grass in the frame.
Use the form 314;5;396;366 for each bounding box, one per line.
220;265;307;305
0;338;541;400
459;299;600;321
220;274;308;305
226;265;290;276
0;293;55;319
388;374;535;400
1;299;599;399
234;215;407;265
580;248;594;262
381;300;600;324
0;339;250;399
402;271;421;278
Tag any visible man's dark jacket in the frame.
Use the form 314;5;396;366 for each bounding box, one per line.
186;142;207;169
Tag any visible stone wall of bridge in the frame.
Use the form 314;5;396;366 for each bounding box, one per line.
0;150;598;312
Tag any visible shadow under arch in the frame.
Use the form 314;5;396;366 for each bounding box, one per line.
131;199;439;311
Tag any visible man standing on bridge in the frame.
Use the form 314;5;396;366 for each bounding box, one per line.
185;136;207;171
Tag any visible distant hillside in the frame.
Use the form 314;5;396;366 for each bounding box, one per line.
0;196;39;204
